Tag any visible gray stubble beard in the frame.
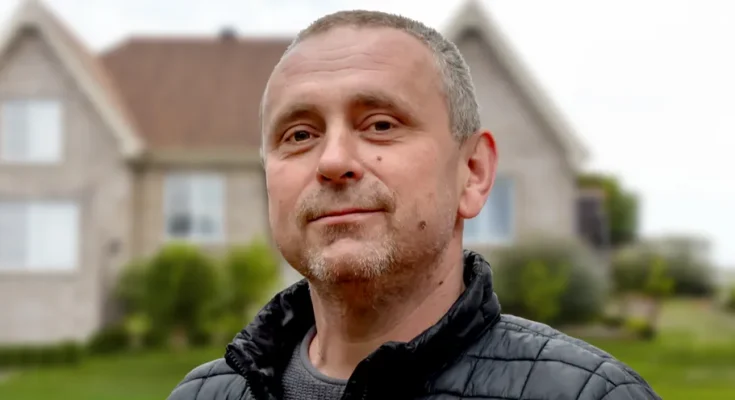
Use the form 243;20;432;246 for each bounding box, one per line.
303;233;398;284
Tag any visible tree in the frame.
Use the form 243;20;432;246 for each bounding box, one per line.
577;173;639;248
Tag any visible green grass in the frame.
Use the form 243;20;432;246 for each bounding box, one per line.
588;338;735;399
589;298;735;399
1;300;734;399
0;347;224;400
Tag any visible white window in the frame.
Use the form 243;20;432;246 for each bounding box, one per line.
164;173;225;242
464;177;515;244
0;201;80;271
1;99;63;163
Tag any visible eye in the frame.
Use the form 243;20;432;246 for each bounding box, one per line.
372;121;394;132
283;129;313;144
292;130;312;142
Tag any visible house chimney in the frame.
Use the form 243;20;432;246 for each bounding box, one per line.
220;26;237;41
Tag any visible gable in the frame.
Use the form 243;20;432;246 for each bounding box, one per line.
0;27;67;94
442;0;589;170
457;29;566;164
0;0;143;158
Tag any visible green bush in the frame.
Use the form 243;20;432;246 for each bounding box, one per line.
115;258;149;314
222;239;280;316
87;324;128;355
600;314;626;328
490;237;608;326
623;317;656;341
142;242;220;348
666;257;715;297
109;240;282;349
612;243;711;297
0;341;84;369
724;286;735;313
201;239;281;344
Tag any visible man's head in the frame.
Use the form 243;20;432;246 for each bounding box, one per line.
260;10;496;285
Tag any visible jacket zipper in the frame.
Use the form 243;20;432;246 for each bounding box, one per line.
225;350;265;400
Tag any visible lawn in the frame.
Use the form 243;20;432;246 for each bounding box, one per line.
1;300;734;399
0;346;224;400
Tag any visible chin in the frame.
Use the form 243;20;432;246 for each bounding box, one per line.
305;238;395;283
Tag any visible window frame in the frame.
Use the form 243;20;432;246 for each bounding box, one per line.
0;200;81;273
463;175;516;246
0;98;64;164
163;172;226;243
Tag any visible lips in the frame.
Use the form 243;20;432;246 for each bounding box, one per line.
310;208;382;222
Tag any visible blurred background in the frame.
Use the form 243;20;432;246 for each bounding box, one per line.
0;0;733;399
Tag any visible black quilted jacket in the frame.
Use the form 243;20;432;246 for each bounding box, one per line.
168;251;660;400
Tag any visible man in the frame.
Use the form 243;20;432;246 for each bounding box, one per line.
168;9;660;400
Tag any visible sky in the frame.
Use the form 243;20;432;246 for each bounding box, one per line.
1;0;733;268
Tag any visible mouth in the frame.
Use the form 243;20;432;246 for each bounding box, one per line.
310;208;383;223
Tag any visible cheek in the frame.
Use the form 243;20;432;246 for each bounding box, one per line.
265;165;302;227
378;147;447;209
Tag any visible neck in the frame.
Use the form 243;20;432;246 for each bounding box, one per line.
307;245;465;380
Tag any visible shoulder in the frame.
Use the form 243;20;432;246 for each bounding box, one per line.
452;315;660;399
167;358;248;400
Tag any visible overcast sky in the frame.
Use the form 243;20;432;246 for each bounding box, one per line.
1;0;733;268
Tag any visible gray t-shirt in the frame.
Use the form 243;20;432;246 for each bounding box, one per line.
281;326;348;400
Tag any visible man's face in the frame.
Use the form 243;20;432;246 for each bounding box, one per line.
262;27;463;283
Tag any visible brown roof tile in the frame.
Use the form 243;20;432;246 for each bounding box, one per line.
101;36;290;150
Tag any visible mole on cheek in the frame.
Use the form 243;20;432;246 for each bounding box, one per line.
418;221;427;230
376;155;382;161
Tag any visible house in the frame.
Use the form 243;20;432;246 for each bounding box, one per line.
0;0;590;345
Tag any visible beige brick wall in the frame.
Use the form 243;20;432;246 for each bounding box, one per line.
0;29;134;344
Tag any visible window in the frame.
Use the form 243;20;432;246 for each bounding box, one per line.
1;99;63;163
464;177;515;244
0;201;80;271
164;173;225;242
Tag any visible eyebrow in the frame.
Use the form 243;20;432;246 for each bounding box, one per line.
349;90;418;122
267;104;320;139
266;90;419;140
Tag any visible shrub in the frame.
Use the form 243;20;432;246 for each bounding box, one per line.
490;237;608;326
600;314;626;328
138;242;220;348
204;239;281;343
623;317;656;341
109;240;281;349
87;324;128;355
222;238;280;316
115;258;149;315
724;285;735;313
0;341;84;369
612;242;710;297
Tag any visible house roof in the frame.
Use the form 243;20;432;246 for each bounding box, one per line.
0;0;143;158
442;0;590;169
102;36;289;151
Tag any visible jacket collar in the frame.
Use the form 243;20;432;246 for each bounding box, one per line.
225;250;501;398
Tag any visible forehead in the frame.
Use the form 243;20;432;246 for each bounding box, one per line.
262;26;443;124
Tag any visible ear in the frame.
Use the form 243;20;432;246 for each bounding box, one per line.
458;130;497;219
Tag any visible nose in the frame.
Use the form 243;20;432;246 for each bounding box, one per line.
316;129;364;185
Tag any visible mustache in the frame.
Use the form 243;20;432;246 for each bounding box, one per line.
296;183;396;224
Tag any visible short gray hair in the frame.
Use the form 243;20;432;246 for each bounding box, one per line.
260;10;481;153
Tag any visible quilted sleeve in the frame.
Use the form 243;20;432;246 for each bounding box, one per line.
167;359;248;400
